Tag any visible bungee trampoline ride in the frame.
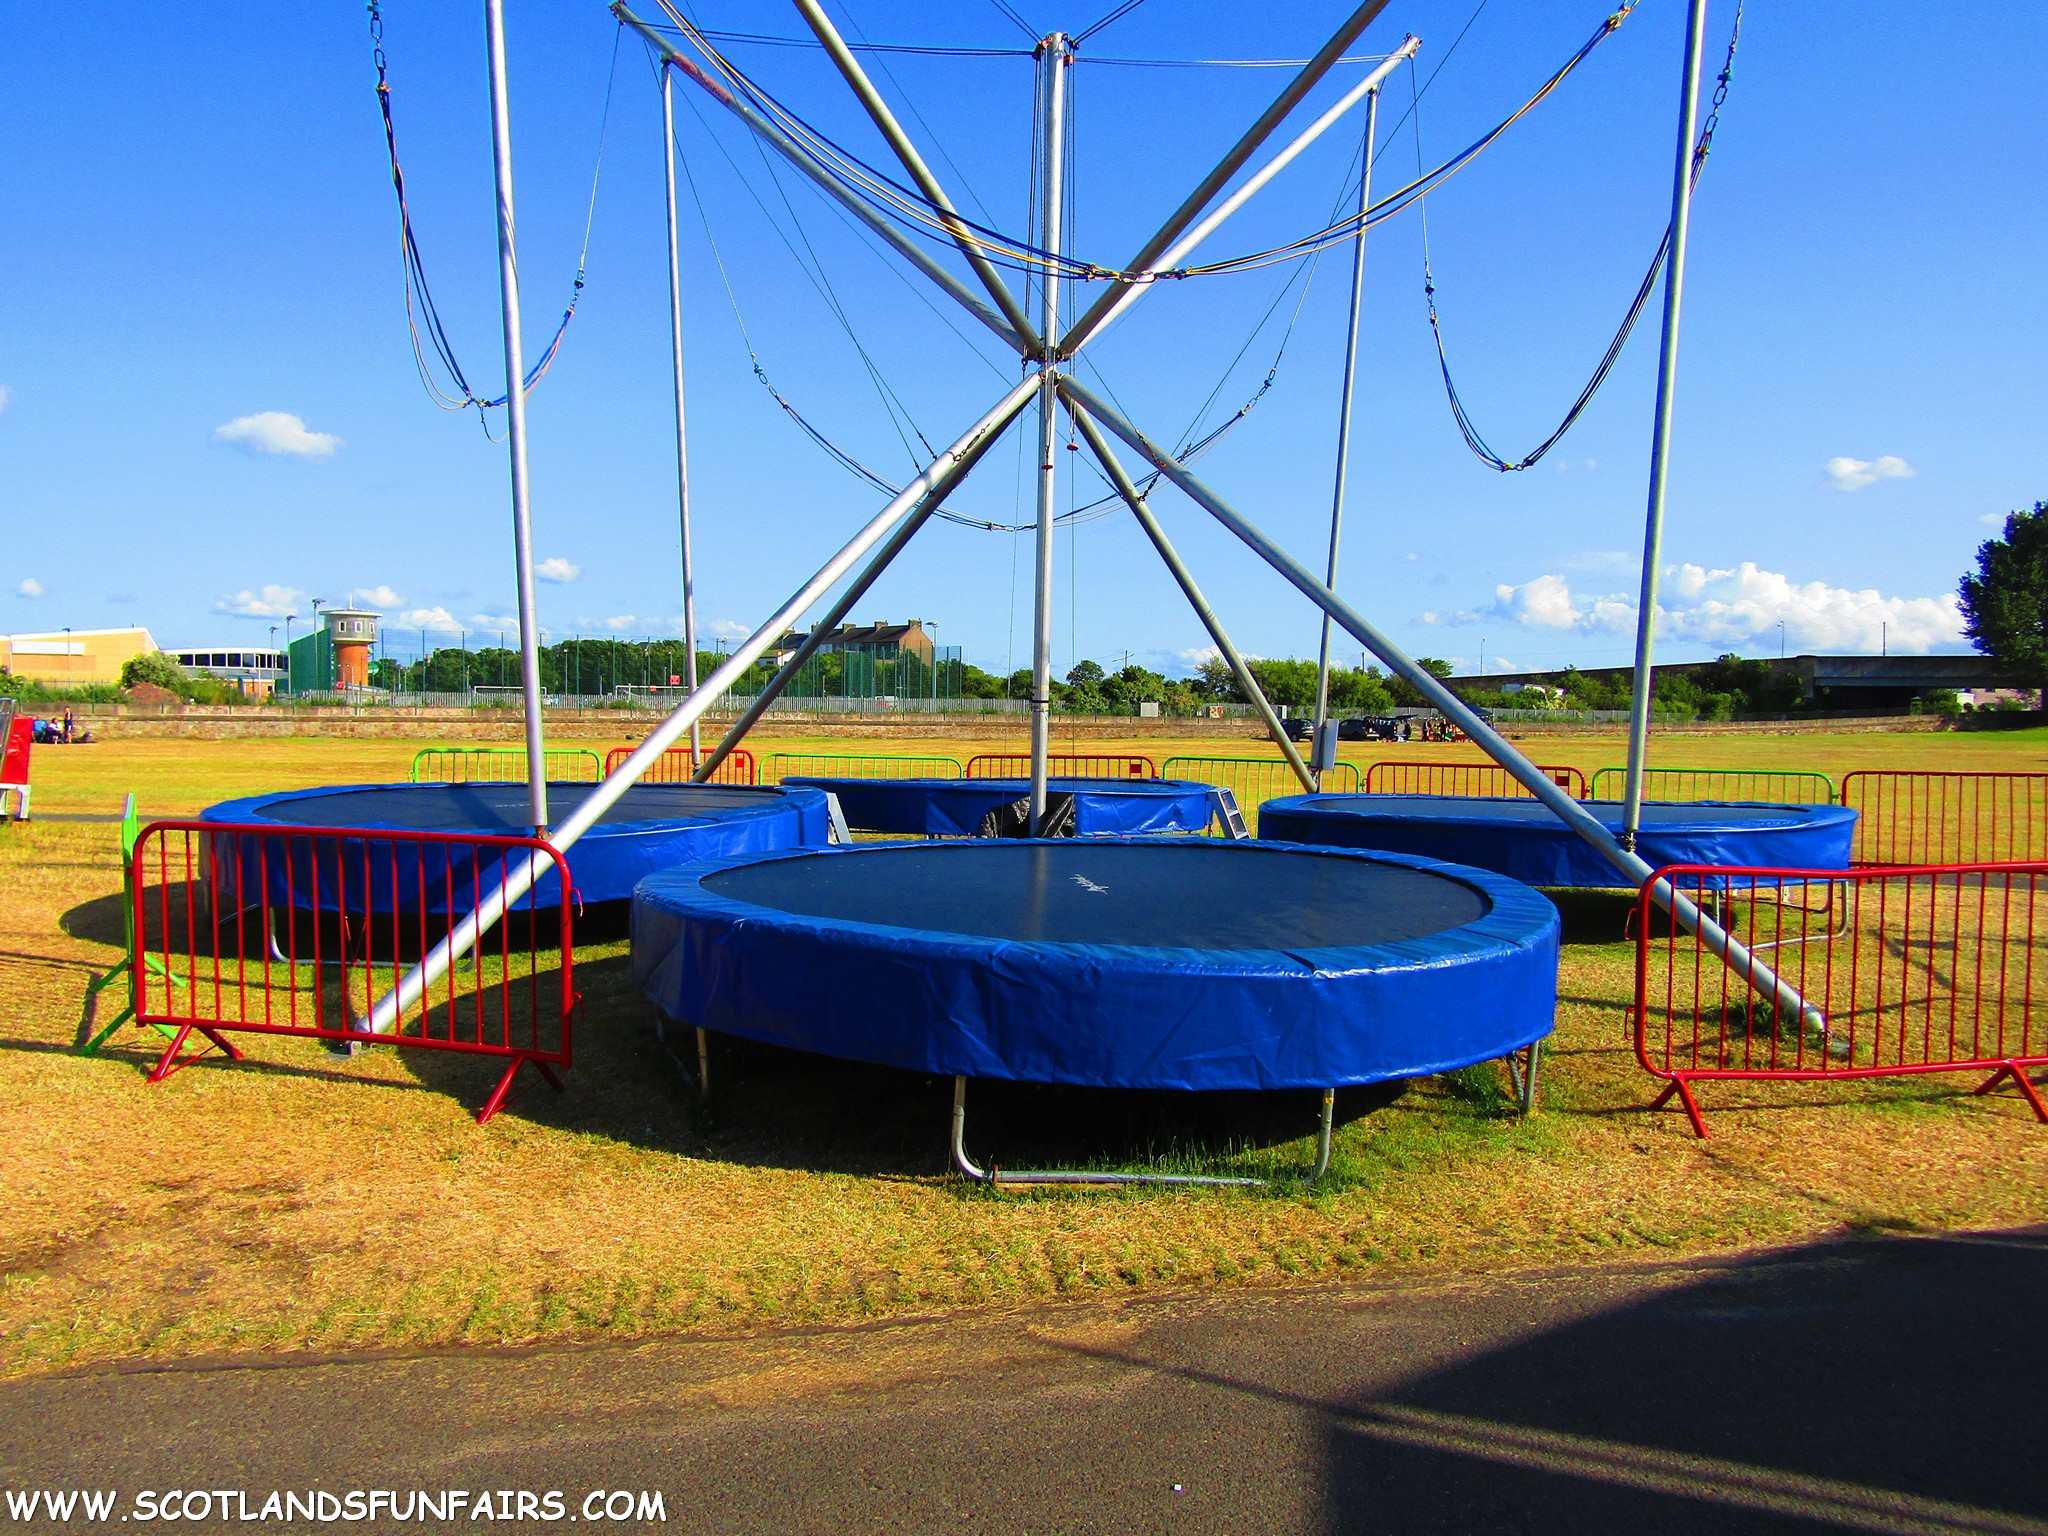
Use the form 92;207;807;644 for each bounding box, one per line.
779;775;1221;839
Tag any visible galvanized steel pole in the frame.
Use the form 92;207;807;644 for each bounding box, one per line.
661;65;702;764
1621;0;1710;846
1028;33;1069;834
1313;87;1380;782
484;0;549;834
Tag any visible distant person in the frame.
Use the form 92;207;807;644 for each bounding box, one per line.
61;708;76;743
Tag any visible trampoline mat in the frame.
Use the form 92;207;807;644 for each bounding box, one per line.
252;782;781;832
704;840;1488;951
1298;796;1823;828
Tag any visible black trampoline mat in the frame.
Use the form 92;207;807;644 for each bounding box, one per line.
1301;796;1820;827
704;841;1489;950
256;783;784;832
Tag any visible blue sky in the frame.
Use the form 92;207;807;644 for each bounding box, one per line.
2;1;2042;678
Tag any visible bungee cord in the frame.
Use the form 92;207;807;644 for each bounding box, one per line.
367;2;618;430
1421;3;1743;472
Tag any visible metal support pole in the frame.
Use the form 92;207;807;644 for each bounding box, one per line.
1063;39;1416;357
661;65;702;764
1028;33;1069;834
1621;0;1710;847
1056;374;1824;1031
358;377;1039;1036
1313;89;1379;781
615;4;1028;357
1059;0;1396;355
1065;402;1314;792
789;0;1040;352
484;0;549;835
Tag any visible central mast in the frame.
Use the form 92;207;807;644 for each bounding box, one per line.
1028;32;1070;834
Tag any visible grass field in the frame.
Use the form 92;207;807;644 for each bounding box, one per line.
0;726;2043;1377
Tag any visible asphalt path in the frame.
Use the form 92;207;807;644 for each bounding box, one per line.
0;1228;2041;1534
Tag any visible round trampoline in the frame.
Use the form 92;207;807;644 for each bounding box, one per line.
632;837;1558;1093
1258;794;1858;888
201;781;832;910
781;775;1217;838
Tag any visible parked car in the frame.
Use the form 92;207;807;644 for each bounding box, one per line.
1279;716;1313;742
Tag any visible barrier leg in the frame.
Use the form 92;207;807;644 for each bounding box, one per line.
1648;1076;1710;1139
145;1023;244;1085
477;1059;526;1126
1972;1062;2048;1123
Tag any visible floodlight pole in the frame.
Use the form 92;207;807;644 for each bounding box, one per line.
1028;33;1070;834
1313;88;1380;783
1621;0;1710;847
1057;373;1824;1030
485;0;549;835
1066;403;1315;793
660;64;702;764
361;376;1040;1037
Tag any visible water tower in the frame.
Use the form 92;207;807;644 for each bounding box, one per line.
322;604;380;689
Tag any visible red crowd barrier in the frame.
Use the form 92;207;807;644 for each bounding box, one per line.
966;753;1157;780
1363;760;1587;799
603;745;757;785
1633;862;2048;1137
1839;770;2048;867
129;821;577;1125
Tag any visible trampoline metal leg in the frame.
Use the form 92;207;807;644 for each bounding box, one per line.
949;1076;1263;1190
1305;1088;1335;1184
696;1027;711;1105
1504;1042;1541;1116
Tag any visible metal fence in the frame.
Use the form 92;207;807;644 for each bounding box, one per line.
601;745;757;785
966;753;1158;780
128;821;576;1125
1633;862;2048;1137
410;747;604;784
1840;771;2048;867
1585;767;1837;804
1363;760;1589;799
1161;756;1355;834
763;751;963;783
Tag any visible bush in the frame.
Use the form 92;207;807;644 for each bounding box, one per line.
119;652;187;692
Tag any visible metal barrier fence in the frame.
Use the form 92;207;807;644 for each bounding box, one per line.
410;747;604;784
128;821;576;1125
1633;862;2047;1137
1586;767;1836;804
1840;771;2048;867
966;753;1158;779
602;746;757;785
1161;756;1357;834
762;751;963;783
1363;760;1589;799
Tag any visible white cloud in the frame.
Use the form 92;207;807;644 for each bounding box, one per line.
0;386;14;414
1825;454;1914;492
215;584;306;619
1979;513;2006;529
469;613;518;633
1177;645;1222;668
356;584;403;609
709;618;750;641
536;557;580;584
1455;562;1965;655
600;614;641;632
16;577;44;599
212;412;341;460
398;607;461;632
1403;552;1421;563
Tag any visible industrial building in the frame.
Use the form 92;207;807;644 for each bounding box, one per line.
0;627;157;686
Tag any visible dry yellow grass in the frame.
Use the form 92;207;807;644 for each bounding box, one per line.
0;726;2042;1377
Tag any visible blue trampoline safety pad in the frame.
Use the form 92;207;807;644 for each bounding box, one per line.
201;781;831;909
1259;795;1858;888
632;838;1559;1091
782;775;1216;837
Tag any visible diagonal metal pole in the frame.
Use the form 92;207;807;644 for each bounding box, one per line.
616;3;1029;357
1621;0;1710;847
1314;86;1381;783
360;375;1040;1035
790;0;1041;352
484;0;549;835
1058;373;1824;1028
1059;0;1395;355
1028;32;1069;835
661;63;702;765
1065;402;1314;793
692;405;1018;782
1062;39;1417;358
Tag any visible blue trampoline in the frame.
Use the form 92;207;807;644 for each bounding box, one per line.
1258;794;1858;888
633;838;1559;1184
781;775;1217;837
201;781;832;911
